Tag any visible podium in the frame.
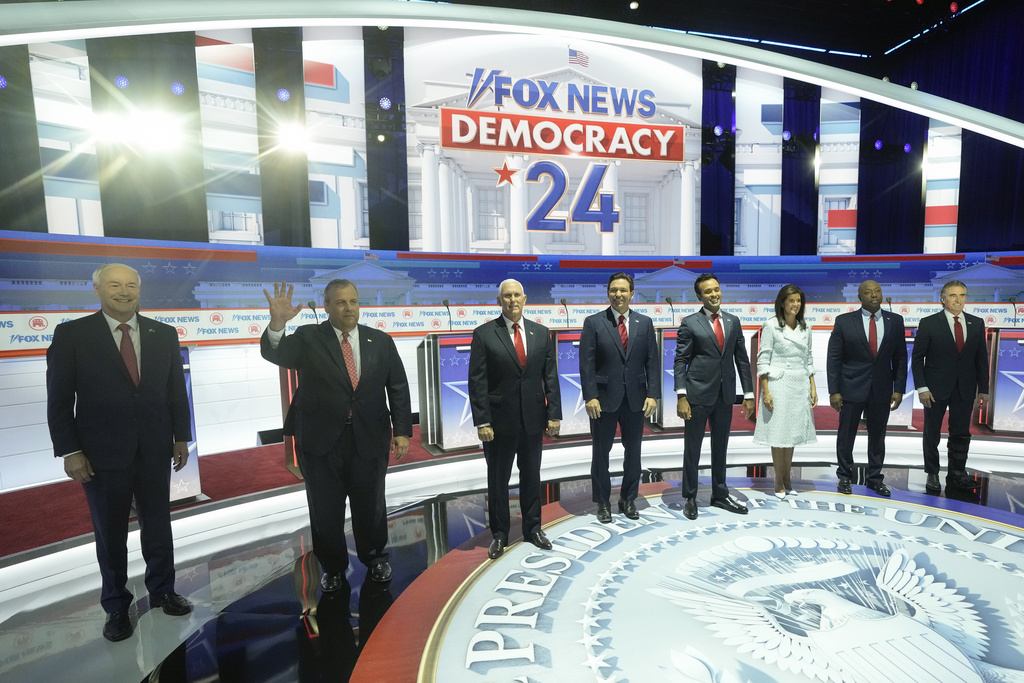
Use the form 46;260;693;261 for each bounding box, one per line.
418;332;479;452
553;330;590;438
986;327;1024;434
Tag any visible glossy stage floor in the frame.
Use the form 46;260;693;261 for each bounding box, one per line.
3;430;1024;682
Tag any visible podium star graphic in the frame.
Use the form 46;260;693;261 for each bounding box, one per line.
998;370;1024;413
494;161;519;187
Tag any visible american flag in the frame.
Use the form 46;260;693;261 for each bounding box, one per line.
568;48;589;67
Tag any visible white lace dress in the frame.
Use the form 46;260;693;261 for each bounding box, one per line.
752;322;817;447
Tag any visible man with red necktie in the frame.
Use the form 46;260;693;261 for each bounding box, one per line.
674;273;755;520
46;263;193;642
262;279;411;589
468;279;561;559
827;280;907;497
912;280;989;495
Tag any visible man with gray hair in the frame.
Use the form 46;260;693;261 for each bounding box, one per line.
47;263;193;642
911;280;989;495
262;279;411;588
469;279;561;559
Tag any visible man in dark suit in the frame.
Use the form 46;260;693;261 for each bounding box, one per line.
911;280;989;494
469;279;561;559
674;273;754;520
827;280;907;497
580;272;660;523
261;279;411;588
47;263;193;642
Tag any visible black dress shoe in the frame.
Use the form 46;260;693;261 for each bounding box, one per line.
867;481;891;497
488;537;506;560
596;500;612;524
837;478;853;495
617;498;640;520
150;592;193;616
369;561;392;583
528;530;553;550
683;497;698;520
947;472;980;490
102;609;133;642
320;572;345;593
711;496;748;515
925;473;941;494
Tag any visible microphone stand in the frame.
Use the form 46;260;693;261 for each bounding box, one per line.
442;299;452;331
666;296;676;327
560;298;570;329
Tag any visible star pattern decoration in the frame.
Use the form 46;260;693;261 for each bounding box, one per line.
163;262;177;274
172;478;192;494
142;262;158;274
560;372;588;418
997;370;1024;413
947;261;960;270
183;262;197;276
494;161;519;187
427;269;437;279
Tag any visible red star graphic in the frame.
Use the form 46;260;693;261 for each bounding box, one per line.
493;161;518;187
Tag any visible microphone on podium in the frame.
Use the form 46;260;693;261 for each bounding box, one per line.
1011;296;1018;326
308;301;320;323
886;296;893;312
666;296;676;327
560;298;570;329
442;298;452;331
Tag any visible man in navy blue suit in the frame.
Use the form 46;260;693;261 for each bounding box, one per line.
580;273;660;523
674;273;755;520
912;280;989;495
826;280;907;497
47;263;193;642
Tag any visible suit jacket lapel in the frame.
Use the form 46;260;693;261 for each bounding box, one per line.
92;312;134;385
701;311;722;356
137;316;158;386
495;317;522;371
604;309;627;361
320;321;352;387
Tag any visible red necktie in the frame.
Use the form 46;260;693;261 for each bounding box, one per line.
954;315;964;353
513;322;527;368
117;323;140;386
618;314;628;352
869;314;878;357
711;313;725;351
341;331;359;388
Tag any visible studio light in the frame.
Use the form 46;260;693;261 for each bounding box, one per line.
276;122;308;151
170;81;185;96
875;140;884;151
377;133;387;143
379;96;392;111
90;110;185;151
782;130;791;141
114;75;129;89
276;88;291;102
0;74;7;89
629;2;639;9
713;125;724;137
904;143;913;153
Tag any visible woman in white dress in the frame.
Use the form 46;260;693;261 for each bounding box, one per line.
753;285;817;499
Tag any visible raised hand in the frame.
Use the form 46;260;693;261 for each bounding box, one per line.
263;281;304;331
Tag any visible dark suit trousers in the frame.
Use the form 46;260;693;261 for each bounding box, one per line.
82;449;175;613
683;399;732;500
483;428;543;541
298;424;389;573
836;392;891;484
590;406;645;503
922;383;974;474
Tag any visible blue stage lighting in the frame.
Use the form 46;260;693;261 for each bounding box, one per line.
114;75;129;89
713;125;723;137
170;82;185;96
904;143;913;153
277;88;291;102
0;75;7;89
782;130;791;141
379;96;392;111
874;140;884;151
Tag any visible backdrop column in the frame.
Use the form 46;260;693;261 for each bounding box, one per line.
700;60;737;256
0;45;47;233
780;78;820;255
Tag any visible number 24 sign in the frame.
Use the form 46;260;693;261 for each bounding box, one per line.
525;160;619;233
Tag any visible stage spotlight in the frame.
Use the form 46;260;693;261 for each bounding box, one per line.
276;122;308;151
276;88;291;102
874;140;883;151
713;125;723;136
910;81;919;90
0;75;7;89
629;2;639;9
139;111;184;151
114;75;129;89
379;96;392;110
377;133;387;143
782;130;791;141
882;76;890;82
904;143;912;153
170;81;185;96
378;25;389;31
950;2;958;11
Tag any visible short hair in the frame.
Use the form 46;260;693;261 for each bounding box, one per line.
324;279;358;301
773;284;807;330
607;272;634;291
92;263;140;286
498;278;524;295
693;273;720;296
940;280;967;297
